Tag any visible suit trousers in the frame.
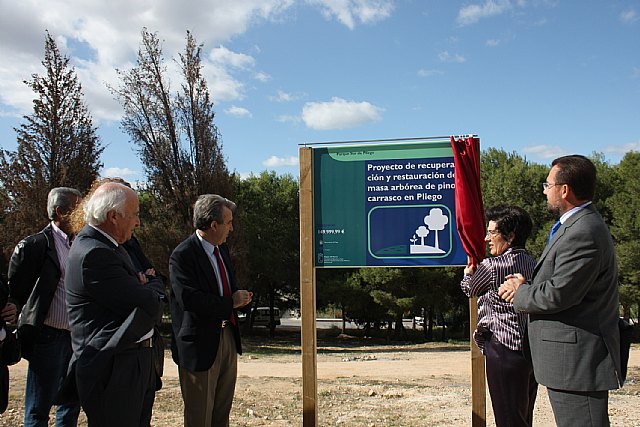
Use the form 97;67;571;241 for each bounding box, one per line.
547;388;609;427
179;327;238;427
485;332;537;427
80;347;155;427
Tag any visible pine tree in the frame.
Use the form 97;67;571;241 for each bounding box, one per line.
112;29;234;274
0;31;103;259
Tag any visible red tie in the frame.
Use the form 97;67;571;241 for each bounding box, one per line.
214;246;236;325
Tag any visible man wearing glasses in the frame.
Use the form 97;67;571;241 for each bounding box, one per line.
499;155;621;427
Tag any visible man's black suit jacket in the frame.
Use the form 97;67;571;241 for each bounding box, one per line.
64;225;164;404
7;224;61;358
169;233;241;372
0;277;9;413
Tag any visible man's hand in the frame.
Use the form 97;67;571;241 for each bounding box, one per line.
1;302;17;324
137;272;149;284
498;273;526;303
232;290;253;308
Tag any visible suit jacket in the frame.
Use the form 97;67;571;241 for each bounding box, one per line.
0;277;8;413
64;225;165;402
169;233;241;372
7;224;61;358
514;204;621;391
122;235;166;387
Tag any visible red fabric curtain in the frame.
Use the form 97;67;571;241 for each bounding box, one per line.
450;136;485;266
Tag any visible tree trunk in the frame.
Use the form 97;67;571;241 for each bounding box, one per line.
426;306;434;341
268;282;276;338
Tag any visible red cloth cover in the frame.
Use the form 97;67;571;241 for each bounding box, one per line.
450;136;485;266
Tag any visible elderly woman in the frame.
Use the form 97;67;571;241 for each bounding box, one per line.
460;205;538;427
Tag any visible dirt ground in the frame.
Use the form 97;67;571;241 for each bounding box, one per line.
2;338;640;426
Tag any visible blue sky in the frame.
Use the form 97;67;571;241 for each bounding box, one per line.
0;0;638;183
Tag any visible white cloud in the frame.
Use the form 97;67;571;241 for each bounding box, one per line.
270;90;304;102
456;0;512;26
276;114;301;123
0;1;296;120
225;106;253;118
438;51;466;63
486;39;500;47
633;67;640;78
237;171;255;180
604;141;640;155
302;97;383;130
417;68;443;78
620;8;639;24
263;155;299;167
102;167;140;177
307;0;394;30
209;45;255;69
254;71;271;82
522;144;568;160
0;108;21;119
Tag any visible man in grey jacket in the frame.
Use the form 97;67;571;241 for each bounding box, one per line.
499;155;621;427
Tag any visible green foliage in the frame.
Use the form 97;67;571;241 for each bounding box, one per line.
590;152;617;225
480;148;549;257
607;152;640;318
234;171;300;320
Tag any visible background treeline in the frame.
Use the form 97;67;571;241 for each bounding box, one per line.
1;31;638;341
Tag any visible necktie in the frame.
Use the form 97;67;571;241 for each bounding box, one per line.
548;220;561;244
214;246;236;325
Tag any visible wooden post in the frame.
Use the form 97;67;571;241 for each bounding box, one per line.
469;296;486;426
299;147;318;426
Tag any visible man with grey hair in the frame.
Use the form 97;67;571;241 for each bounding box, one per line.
64;182;165;426
170;194;252;427
8;187;82;427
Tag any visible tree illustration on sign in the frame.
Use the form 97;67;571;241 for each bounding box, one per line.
424;208;448;250
415;226;429;246
409;208;448;255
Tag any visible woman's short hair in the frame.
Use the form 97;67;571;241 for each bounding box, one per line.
193;194;236;230
485;205;532;248
83;183;131;226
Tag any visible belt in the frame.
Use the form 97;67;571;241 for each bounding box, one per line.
221;320;231;329
41;325;71;334
126;337;153;350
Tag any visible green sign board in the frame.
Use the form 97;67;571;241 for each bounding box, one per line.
312;139;467;267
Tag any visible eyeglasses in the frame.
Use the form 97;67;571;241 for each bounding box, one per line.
542;182;564;190
486;229;500;238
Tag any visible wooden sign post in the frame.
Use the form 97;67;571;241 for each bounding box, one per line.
469;297;486;426
299;147;318;426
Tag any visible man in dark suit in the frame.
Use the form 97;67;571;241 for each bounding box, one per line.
65;182;165;426
499;155;621;426
8;187;82;427
170;194;252;427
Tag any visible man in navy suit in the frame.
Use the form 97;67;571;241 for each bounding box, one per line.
170;194;252;427
500;155;621;427
65;182;165;426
